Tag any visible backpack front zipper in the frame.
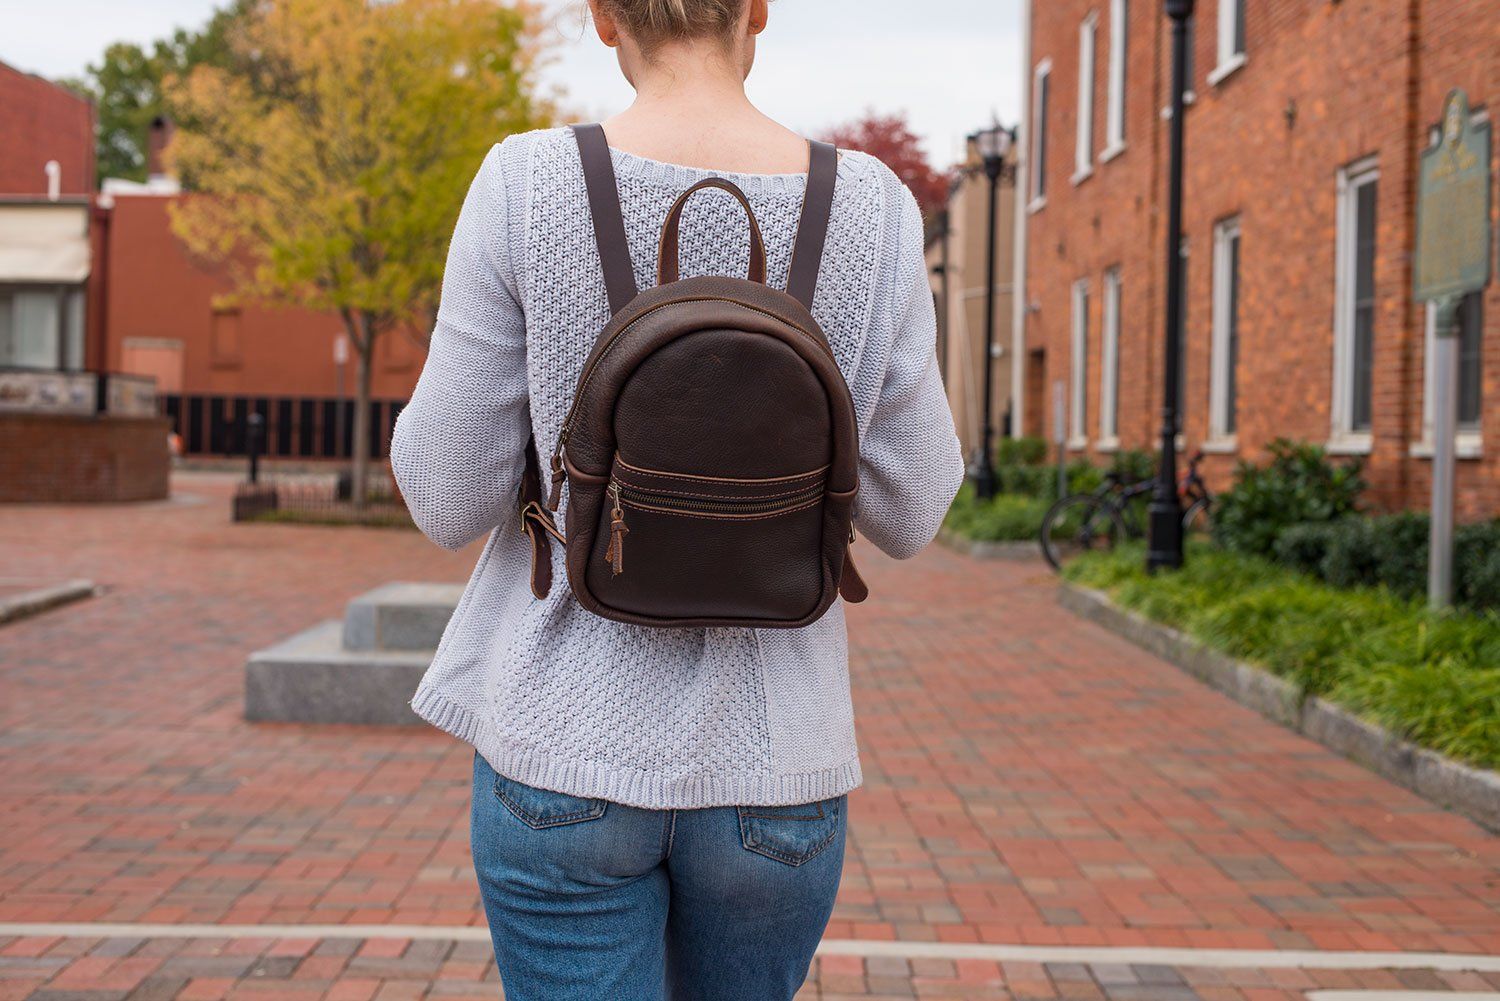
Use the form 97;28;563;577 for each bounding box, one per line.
548;296;835;511
602;480;824;576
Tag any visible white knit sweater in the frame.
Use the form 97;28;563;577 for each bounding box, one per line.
392;126;963;809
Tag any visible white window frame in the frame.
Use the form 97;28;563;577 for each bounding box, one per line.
1069;278;1090;448
1098;267;1121;447
1330;156;1379;452
1030;59;1052;210
1208;217;1240;445
1103;0;1128;159
1208;0;1247;85
1073;13;1097;184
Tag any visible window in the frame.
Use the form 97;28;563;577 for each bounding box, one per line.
1212;0;1247;82
1074;14;1097;181
1422;292;1485;442
1070;279;1090;445
1105;0;1128;154
1100;268;1122;442
1210;218;1241;440
0;285;85;371
210;308;242;368
1333;159;1378;441
1031;60;1051;205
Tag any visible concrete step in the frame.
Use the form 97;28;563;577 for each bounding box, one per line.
341;582;464;651
246;620;431;726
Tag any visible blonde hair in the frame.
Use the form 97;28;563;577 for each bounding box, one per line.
596;0;749;52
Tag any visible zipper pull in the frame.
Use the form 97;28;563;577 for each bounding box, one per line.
604;483;629;576
547;431;568;511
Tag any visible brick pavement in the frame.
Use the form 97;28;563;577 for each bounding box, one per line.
4;934;1500;1000
2;472;1498;999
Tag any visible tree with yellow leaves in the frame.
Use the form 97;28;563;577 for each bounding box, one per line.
169;0;550;504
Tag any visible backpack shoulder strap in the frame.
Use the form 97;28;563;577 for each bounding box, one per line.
786;139;837;311
571;123;639;314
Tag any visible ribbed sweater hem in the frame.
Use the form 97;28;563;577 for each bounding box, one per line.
411;683;864;810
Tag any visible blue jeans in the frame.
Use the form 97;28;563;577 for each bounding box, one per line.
470;754;846;1000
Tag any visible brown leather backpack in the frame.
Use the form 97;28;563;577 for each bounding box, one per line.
518;123;866;629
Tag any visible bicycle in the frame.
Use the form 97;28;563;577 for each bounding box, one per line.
1039;451;1213;572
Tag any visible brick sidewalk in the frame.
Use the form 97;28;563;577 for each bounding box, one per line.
2;473;1498;999
5;933;1500;1000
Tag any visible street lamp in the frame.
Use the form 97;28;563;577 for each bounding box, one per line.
1147;0;1195;572
969;121;1015;501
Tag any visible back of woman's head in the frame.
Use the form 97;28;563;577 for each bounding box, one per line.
595;0;748;53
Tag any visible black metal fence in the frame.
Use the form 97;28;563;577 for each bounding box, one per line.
161;394;406;460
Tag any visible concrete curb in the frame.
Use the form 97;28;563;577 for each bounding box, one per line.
937;528;1042;561
0;579;97;626
1058;582;1500;833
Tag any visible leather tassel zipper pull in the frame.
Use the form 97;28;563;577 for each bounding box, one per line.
604;483;628;575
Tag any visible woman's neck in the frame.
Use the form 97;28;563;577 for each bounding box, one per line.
623;42;754;116
603;42;808;174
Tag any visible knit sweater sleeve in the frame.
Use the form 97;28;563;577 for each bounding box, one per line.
852;185;965;560
392;142;529;551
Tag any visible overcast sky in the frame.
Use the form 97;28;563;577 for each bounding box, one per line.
2;0;1024;167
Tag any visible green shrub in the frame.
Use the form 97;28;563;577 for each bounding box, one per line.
1367;511;1431;599
1109;449;1156;483
1456;521;1500;610
943;483;1049;541
1319;518;1379;590
1273;520;1347;576
997;436;1049;467
1461;549;1500;612
999;463;1057;500
1067;460;1103;495
1211;439;1366;556
1064;542;1500;768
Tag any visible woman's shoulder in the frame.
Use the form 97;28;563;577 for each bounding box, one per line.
832;149;920;221
484;126;575;175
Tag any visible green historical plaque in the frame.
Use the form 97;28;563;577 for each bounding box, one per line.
1414;89;1491;303
1414;89;1490;610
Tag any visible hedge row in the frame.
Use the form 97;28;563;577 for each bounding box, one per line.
1065;543;1500;768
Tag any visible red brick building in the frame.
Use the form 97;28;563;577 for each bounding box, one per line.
0;61;94;198
100;188;426;461
1015;0;1498;517
0;61;169;504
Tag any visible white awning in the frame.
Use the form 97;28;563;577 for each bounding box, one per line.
0;202;91;284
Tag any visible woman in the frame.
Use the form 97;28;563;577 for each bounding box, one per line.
391;0;963;997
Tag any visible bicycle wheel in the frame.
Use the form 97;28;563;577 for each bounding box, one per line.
1182;496;1213;538
1040;494;1127;572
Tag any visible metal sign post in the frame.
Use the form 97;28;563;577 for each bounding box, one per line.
1413;89;1491;610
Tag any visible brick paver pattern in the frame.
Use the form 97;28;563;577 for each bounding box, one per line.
2;473;1498;1000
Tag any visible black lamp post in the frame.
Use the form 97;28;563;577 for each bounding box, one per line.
1147;0;1195;572
969;122;1015;501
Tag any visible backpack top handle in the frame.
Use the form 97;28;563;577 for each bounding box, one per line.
656;177;768;286
571;123;838;315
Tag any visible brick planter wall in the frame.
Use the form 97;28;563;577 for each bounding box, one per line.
0;414;171;503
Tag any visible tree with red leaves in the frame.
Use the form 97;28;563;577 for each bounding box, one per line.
821;111;950;217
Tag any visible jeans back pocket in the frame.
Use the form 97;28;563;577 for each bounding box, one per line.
494;773;608;830
736;796;843;866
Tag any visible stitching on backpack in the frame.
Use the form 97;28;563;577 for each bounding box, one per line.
614;454;830;485
618;497;823;521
